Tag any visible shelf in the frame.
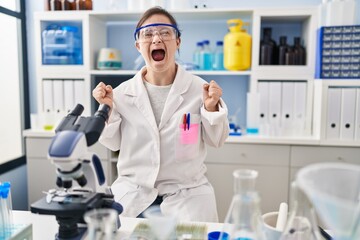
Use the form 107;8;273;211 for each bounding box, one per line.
90;69;251;76
90;8;253;22
226;135;320;145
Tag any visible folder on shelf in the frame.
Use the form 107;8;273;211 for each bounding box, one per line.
74;80;85;107
326;87;342;139
258;81;269;123
355;89;360;140
268;81;282;136
42;79;53;113
340;88;356;140
258;81;270;135
52;80;64;114
64;80;75;113
293;82;307;136
281;82;295;136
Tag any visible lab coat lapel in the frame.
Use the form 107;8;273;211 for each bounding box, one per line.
125;69;159;135
159;65;191;130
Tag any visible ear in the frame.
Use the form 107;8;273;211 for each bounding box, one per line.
176;37;181;49
135;41;140;52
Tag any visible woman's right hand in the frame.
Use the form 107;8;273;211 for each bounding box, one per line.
92;82;113;111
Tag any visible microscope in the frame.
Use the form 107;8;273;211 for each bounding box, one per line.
31;104;123;240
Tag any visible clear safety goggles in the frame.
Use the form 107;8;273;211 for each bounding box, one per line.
134;23;180;43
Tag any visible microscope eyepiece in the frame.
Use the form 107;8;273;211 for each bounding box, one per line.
95;104;111;122
70;104;84;116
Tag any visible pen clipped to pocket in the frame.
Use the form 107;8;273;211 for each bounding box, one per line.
179;113;199;144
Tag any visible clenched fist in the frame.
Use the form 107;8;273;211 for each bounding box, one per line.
203;80;222;112
92;82;113;113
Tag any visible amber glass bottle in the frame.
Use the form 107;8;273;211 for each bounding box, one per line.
293;37;306;65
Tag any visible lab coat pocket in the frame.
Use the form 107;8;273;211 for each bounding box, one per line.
175;113;200;161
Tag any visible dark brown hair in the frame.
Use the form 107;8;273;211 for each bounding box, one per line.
136;7;181;38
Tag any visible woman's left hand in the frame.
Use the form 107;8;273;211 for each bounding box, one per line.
203;80;222;112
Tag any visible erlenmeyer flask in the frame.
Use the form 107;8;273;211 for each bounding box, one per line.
280;182;322;240
221;169;265;240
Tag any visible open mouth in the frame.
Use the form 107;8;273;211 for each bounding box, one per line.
151;49;166;61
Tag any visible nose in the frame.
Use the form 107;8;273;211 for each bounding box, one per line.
152;32;162;43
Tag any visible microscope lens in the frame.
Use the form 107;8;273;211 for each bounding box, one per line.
63;180;72;189
56;177;63;188
76;175;87;187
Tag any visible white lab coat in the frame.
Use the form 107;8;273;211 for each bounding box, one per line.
99;65;229;221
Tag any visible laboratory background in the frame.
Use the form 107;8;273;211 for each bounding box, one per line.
1;0;360;239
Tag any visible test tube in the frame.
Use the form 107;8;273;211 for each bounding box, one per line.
3;182;13;226
0;184;6;238
0;182;13;238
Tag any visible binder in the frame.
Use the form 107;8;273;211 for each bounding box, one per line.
52;80;64;114
340;88;356;140
64;80;75;113
281;82;295;135
268;81;282;136
326;87;342;139
258;81;270;135
355;88;360;140
74;80;85;106
293;82;307;135
258;81;269;125
42;79;53;112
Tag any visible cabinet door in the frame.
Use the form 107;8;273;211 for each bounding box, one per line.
291;145;360;168
27;157;58;206
206;163;289;222
205;143;290;221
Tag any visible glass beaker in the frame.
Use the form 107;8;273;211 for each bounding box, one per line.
222;169;265;240
143;205;177;240
280;182;321;240
84;208;118;240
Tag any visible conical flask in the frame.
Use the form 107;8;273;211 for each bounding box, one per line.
221;169;265;240
280;182;322;240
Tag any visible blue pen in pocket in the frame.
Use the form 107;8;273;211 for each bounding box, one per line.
187;113;190;130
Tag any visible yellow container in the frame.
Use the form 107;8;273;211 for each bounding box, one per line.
224;19;252;71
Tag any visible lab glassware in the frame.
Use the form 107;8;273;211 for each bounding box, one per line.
84;208;118;240
297;163;360;240
143;205;177;240
222;169;265;240
280;182;321;240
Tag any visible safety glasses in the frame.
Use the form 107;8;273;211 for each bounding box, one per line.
134;23;180;43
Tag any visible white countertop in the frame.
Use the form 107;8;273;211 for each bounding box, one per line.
13;210;223;239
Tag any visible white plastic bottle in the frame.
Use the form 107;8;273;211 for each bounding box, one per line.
212;40;225;70
192;41;203;70
200;40;212;70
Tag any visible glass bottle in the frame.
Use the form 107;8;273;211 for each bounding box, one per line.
77;0;93;10
84;208;118;240
200;40;212;70
193;41;203;70
293;37;306;65
278;36;289;65
222;169;265;240
212;41;225;70
259;28;276;65
280;182;322;240
49;0;62;10
285;48;295;65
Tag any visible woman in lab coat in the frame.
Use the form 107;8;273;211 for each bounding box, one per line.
92;7;229;222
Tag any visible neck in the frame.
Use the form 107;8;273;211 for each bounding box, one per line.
143;64;177;86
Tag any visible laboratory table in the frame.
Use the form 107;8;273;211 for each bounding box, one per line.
12;210;224;239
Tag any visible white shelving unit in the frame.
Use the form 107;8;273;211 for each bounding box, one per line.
28;7;360;218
